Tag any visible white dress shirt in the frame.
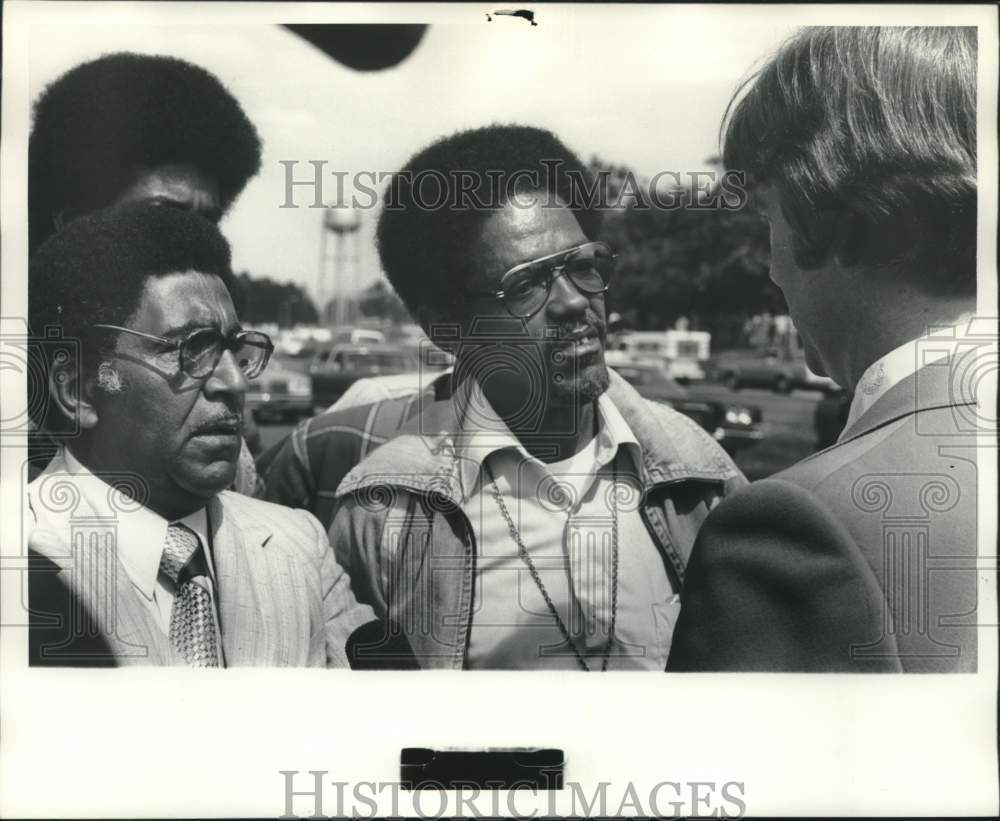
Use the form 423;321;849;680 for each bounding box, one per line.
61;447;218;634
841;313;976;439
456;379;678;670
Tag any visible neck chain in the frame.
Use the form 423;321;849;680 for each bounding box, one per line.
484;461;619;672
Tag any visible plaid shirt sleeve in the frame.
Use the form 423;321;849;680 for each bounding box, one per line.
255;418;317;509
255;391;428;529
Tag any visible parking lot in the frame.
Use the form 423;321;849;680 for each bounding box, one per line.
692;384;828;479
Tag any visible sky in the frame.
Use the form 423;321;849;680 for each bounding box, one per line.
27;6;806;300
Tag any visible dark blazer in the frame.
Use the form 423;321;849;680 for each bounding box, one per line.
667;361;981;672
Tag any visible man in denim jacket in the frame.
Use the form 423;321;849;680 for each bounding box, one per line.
326;125;745;670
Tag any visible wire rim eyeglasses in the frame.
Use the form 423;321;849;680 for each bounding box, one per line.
468;240;616;319
91;324;274;380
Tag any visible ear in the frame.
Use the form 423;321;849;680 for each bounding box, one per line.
48;356;99;431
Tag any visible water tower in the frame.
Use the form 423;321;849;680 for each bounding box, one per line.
318;207;361;326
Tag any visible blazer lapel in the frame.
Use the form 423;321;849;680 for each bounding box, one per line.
210;495;294;666
839;362;975;444
27;467;169;665
102;543;170;665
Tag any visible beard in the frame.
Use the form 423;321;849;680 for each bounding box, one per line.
547;310;610;405
549;354;610;406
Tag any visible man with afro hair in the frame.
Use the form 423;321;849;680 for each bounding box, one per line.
28;52;263;489
264;123;746;670
29;51;261;253
26;203;374;667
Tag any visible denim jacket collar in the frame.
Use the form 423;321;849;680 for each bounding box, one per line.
336;368;737;505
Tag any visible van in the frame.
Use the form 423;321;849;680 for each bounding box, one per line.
611;330;710;382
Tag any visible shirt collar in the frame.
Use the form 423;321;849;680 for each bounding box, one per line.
594;389;641;470
61;447;210;601
177;508;212;579
453;378;642;498
453;377;532;497
840;313;976;440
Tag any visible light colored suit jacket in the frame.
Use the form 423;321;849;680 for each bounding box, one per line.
668;361;981;672
27;452;374;667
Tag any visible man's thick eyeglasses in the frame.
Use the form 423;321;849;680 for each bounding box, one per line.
91;324;274;380
468;241;615;319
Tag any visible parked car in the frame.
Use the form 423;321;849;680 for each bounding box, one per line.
246;355;314;423
612;362;763;452
308;343;420;410
710;348;839;394
330;327;387;346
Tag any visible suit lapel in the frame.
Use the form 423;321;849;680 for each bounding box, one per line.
28;465;169;665
838;363;974;444
30;465;315;667
210;495;292;666
101;542;171;664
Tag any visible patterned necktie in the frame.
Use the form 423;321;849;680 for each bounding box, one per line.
160;523;220;667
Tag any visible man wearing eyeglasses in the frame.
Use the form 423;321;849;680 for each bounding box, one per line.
26;204;374;667
28;52;264;493
322;124;746;670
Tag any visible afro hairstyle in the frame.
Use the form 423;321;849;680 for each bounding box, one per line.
28;202;238;427
376;123;602;332
29;52;262;253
